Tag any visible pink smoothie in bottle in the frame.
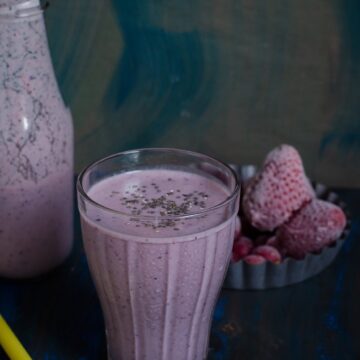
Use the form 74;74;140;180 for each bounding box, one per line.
80;167;239;360
0;0;74;278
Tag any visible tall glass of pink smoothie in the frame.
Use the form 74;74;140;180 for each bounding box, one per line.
77;148;240;360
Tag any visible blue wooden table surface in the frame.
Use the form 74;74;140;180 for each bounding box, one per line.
0;188;359;359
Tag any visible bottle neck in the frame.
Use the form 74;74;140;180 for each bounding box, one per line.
0;0;44;20
0;0;59;101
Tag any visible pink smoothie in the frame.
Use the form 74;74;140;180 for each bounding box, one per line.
0;167;73;278
0;1;74;277
80;169;238;360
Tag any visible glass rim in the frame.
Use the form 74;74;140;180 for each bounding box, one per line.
77;147;240;221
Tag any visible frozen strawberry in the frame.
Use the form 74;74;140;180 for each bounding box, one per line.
242;144;315;231
266;235;280;248
243;254;266;265
232;236;254;262
234;215;241;239
252;245;282;264
266;236;287;257
277;199;347;259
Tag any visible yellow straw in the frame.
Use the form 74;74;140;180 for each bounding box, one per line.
0;315;32;360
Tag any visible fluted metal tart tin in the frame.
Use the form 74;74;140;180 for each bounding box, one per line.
224;165;351;290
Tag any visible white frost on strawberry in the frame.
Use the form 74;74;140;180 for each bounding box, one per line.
242;144;315;231
277;199;347;259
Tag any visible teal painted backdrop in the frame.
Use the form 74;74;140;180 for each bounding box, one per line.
45;0;360;187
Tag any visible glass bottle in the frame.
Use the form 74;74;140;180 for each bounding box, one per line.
0;0;74;278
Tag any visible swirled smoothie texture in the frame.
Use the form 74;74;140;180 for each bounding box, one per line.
0;4;74;277
81;169;237;360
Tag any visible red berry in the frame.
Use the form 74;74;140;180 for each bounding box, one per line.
243;254;266;265
277;199;347;259
252;245;282;264
266;236;287;257
232;236;254;262
242;144;315;231
266;235;280;248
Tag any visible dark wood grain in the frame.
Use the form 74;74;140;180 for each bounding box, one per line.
0;188;359;359
43;0;360;187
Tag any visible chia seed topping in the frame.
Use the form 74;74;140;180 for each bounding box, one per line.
88;169;229;233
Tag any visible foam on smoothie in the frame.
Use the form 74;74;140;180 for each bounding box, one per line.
85;169;231;239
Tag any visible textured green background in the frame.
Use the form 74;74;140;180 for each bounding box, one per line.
45;0;360;187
